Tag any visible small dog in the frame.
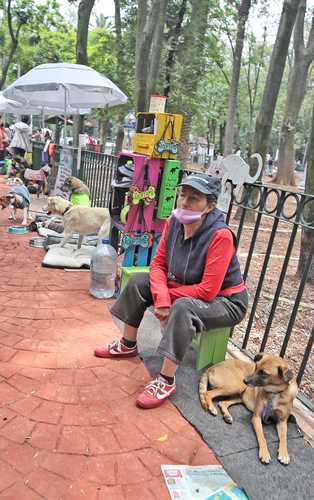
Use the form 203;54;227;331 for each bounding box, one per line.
46;195;110;248
0;180;31;225
24;164;51;198
61;176;91;206
199;353;298;465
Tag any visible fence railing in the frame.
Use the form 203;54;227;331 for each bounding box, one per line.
78;150;117;207
226;183;314;409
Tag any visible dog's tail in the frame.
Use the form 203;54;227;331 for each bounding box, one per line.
199;370;209;410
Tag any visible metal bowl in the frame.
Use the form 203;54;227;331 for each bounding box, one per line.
8;226;29;235
29;236;47;248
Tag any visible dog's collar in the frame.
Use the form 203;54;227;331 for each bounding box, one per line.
62;206;72;216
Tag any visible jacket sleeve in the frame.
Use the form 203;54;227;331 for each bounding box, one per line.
168;229;235;302
149;218;172;308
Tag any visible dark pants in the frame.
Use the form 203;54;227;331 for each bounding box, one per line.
111;273;248;364
11;147;25;157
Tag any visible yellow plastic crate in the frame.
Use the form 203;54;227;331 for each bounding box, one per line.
132;112;183;159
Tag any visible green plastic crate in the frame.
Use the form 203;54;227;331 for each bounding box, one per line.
192;327;231;370
120;266;150;292
156;159;180;219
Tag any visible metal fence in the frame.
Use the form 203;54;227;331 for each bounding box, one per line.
78;150;117;207
226;183;314;409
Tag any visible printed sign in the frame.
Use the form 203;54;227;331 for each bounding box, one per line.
53;147;73;197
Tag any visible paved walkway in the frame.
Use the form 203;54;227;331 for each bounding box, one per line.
0;182;218;499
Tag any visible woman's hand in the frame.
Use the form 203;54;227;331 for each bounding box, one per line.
154;307;170;327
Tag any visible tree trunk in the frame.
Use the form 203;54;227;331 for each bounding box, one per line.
274;0;314;186
178;112;192;170
148;0;168;95
219;122;225;154
99;117;109;145
0;0;23;89
135;0;166;112
72;0;95;147
298;102;314;282
224;0;251;156
114;110;125;155
164;0;188;98
253;0;301;167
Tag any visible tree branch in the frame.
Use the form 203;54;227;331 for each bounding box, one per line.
215;60;230;85
7;0;17;45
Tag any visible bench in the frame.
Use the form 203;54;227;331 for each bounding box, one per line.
120;266;150;292
192;327;231;371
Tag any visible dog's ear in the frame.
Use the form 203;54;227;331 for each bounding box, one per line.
254;352;265;363
278;366;294;383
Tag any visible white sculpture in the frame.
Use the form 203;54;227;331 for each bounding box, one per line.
207;153;263;212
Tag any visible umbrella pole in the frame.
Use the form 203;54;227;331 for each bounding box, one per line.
63;85;67;143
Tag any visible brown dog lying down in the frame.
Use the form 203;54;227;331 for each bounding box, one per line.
199;353;298;465
46;196;110;249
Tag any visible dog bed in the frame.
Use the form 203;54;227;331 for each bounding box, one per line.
42;244;95;269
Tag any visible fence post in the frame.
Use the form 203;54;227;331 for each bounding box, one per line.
76;146;82;174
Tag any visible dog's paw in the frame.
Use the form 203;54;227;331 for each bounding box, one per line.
223;414;233;424
259;449;271;464
278;452;290;465
21;221;27;226
208;405;217;416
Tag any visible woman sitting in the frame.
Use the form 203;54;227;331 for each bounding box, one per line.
95;173;248;409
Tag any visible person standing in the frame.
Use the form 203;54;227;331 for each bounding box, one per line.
9;116;31;157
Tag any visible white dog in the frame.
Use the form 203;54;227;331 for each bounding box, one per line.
46;196;111;249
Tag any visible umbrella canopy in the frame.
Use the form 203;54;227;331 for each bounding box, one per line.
0;92;23;113
3;63;128;110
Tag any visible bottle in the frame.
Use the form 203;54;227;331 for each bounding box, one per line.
89;239;118;299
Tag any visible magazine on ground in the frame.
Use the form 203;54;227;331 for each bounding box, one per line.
161;464;248;500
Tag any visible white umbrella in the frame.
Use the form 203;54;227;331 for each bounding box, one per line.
3;63;127;110
3;63;127;139
0;92;23;113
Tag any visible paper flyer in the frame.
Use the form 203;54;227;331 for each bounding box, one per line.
161;464;248;500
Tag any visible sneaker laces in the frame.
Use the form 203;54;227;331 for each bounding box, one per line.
108;339;135;351
108;340;121;350
145;376;173;396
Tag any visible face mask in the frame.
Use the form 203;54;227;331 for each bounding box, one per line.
172;208;203;224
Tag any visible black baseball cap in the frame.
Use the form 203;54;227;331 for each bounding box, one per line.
178;173;221;199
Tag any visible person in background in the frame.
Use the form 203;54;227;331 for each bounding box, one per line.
32;129;42;142
42;131;52;163
0;122;9;161
9;116;31;157
94;174;248;409
87;133;95;146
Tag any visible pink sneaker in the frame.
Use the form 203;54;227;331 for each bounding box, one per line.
94;339;138;358
136;376;176;409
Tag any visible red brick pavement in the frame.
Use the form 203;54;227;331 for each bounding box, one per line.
0;180;219;499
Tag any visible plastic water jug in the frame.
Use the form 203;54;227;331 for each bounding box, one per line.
89;239;118;299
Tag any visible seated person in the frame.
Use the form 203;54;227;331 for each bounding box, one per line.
95;174;248;409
